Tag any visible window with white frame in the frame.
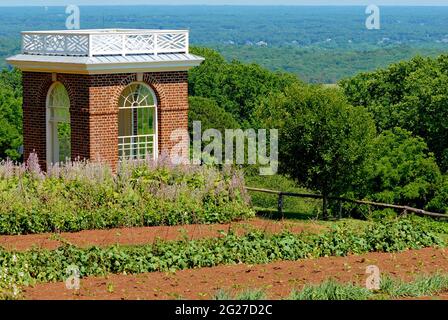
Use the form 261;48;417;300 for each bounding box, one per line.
118;83;158;160
46;82;71;165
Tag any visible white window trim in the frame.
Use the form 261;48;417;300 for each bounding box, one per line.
118;82;158;161
46;81;71;166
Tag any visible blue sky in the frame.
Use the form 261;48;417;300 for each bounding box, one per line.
1;0;447;6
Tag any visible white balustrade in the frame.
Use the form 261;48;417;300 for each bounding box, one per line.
21;29;189;57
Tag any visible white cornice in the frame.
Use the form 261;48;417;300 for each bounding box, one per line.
6;54;204;75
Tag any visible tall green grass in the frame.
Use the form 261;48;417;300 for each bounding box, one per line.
215;273;448;300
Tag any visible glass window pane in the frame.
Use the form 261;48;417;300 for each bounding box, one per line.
118;83;157;160
58;122;71;162
48;83;71;164
118;108;133;136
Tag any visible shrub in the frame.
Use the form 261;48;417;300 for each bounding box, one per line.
360;128;441;209
0;155;254;235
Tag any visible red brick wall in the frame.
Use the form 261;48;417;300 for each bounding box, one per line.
21;71;189;170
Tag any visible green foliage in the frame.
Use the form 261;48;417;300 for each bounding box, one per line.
0;219;440;288
0;159;253;235
235;289;267;300
340;55;448;171
245;173;320;216
380;274;448;298
189;47;299;125
217;45;448;84
405;216;448;236
256;84;376;215
360;128;441;209
0;69;22;161
188;96;240;133
427;175;448;214
289;273;448;300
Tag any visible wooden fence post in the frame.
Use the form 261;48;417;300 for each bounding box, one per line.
278;192;284;220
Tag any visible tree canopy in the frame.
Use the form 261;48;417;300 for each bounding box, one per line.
340;55;448;171
256;84;376;217
189;47;299;126
359;127;441;209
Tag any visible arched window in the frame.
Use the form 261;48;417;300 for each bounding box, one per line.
46;82;71;165
118;83;158;160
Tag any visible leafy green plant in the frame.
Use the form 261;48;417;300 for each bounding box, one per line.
0;69;22;161
0;219;441;287
358;128;441;210
340;55;448;172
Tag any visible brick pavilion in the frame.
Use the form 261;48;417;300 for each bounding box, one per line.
7;29;204;170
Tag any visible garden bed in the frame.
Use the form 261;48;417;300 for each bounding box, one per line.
22;247;448;300
0;218;323;251
0;157;254;235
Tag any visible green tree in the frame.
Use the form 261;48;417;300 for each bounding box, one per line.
256;84;376;219
360;127;441;209
189;47;299;125
0;69;22;160
188;96;240;134
340;55;448;171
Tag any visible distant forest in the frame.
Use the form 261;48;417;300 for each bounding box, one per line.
0;5;448;82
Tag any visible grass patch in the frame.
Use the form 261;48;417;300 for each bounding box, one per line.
214;273;448;300
381;274;448;298
245;174;320;219
293;274;448;300
214;289;266;300
289;280;371;300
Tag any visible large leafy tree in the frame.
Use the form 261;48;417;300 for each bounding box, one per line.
189;47;299;125
340;55;448;171
256;84;376;218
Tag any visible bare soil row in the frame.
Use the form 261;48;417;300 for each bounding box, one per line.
23;247;448;300
0;218;323;251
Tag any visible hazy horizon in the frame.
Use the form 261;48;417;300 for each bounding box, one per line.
1;0;448;7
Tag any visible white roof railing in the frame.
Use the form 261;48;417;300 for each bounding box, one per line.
21;29;190;57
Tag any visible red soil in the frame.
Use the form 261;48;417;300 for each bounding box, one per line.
22;247;448;300
0;218;323;252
